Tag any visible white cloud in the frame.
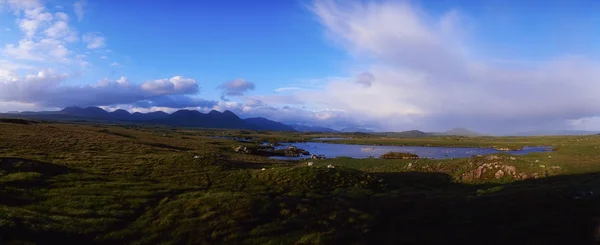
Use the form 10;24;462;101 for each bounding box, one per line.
99;55;107;59
54;12;69;21
45;20;78;41
19;7;53;38
3;38;71;62
4;28;11;31
1;1;84;66
141;76;199;96
110;62;122;67
0;60;35;74
2;0;41;11
73;0;86;21
82;33;105;49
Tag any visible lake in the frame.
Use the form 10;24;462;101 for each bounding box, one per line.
268;142;552;160
312;137;351;141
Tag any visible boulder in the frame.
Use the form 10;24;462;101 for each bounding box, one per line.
234;146;252;154
311;154;326;160
495;170;505;179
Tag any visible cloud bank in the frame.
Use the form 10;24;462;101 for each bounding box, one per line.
0;69;214;109
268;0;600;133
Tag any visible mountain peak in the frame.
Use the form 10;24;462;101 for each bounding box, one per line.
223;110;236;115
84;106;107;113
111;109;130;115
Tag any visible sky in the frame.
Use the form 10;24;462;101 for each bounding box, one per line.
1;0;600;134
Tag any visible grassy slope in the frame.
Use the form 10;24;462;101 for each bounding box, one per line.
2;121;600;244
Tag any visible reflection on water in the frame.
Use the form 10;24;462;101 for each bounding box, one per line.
268;142;551;160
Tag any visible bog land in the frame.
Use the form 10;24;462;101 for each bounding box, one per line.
1;120;600;244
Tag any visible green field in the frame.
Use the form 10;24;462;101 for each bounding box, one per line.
2;120;600;244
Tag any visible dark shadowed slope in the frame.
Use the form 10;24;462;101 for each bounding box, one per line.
244;117;296;132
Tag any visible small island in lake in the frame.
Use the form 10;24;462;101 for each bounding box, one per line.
380;151;420;159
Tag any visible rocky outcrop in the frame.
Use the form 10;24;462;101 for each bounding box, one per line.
494;170;505;178
380;152;419;159
311;154;326;160
461;160;519;181
275;146;310;157
234;146;252;154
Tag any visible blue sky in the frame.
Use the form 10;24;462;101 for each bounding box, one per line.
1;0;600;133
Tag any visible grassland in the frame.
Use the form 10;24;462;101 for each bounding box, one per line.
2;120;600;244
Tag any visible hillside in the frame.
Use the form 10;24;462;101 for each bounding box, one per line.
376;130;429;138
244;117;296;131
431;128;482;136
340;127;374;133
288;124;339;133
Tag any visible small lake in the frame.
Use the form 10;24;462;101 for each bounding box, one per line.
312;137;350;141
268;142;552;160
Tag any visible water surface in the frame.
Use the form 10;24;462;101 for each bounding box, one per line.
312;137;351;141
269;142;551;160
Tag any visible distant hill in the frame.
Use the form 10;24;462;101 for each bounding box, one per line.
431;128;482;137
244;117;296;132
376;130;428;138
512;130;600;136
0;107;296;132
288;124;339;133
340;127;374;133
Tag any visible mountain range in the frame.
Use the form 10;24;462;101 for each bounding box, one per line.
1;107;298;131
0;107;495;136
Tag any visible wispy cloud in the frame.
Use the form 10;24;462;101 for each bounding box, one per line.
273;87;305;93
73;0;86;21
82;33;105;49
